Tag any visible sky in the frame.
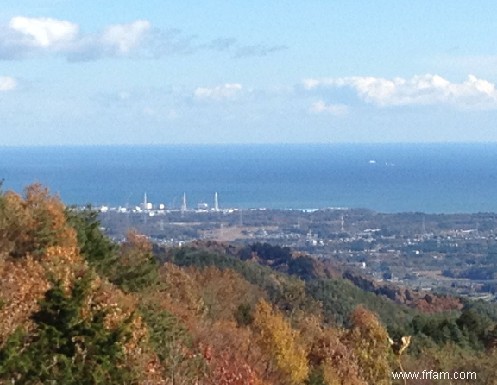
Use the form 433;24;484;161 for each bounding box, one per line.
2;1;497;145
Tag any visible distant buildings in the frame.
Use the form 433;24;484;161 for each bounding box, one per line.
106;191;222;215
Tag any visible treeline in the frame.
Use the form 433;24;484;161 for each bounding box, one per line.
1;185;497;384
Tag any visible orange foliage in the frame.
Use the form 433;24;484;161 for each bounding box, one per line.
0;184;77;258
24;184;76;246
194;320;267;385
0;191;29;256
157;262;206;319
0;257;49;345
0;185;168;383
121;229;153;255
208;349;263;385
142;263;274;385
0;185;81;345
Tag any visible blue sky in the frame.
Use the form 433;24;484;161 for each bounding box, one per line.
2;1;497;145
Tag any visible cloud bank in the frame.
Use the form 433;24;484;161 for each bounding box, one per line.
1;17;152;60
304;74;497;109
0;16;286;61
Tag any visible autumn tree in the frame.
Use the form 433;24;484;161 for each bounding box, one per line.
253;299;309;385
0;257;49;345
300;315;365;385
0;185;166;384
0;184;80;346
0;274;136;385
344;306;392;385
0;184;76;259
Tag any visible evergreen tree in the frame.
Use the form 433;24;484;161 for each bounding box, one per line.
0;275;135;385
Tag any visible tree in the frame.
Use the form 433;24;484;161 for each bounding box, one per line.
66;206;117;276
0;184;76;259
0;186;166;384
109;230;159;292
0;275;135;385
344;306;392;385
253;299;309;385
298;314;365;385
140;304;205;385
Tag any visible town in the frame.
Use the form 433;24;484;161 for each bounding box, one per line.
96;194;497;302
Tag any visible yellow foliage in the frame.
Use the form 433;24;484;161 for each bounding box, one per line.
298;315;365;385
345;306;392;385
253;299;309;385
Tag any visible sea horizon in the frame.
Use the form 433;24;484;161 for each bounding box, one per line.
1;142;497;214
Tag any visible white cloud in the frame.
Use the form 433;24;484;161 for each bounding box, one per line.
0;17;152;60
194;83;243;101
0;16;285;61
309;100;348;116
0;76;17;91
9;16;78;48
303;74;497;109
100;20;150;55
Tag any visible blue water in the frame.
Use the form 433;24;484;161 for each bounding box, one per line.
1;144;497;213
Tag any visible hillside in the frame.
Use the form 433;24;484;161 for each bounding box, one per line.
1;184;497;384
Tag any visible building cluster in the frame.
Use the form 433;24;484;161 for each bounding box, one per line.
98;192;222;216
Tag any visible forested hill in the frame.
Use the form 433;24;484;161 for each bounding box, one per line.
1;184;497;385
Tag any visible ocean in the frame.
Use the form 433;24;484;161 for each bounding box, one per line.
1;143;497;213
